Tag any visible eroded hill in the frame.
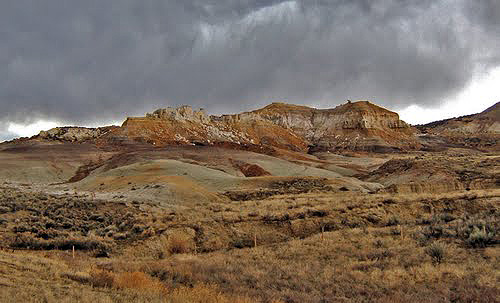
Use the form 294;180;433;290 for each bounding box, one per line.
417;101;499;151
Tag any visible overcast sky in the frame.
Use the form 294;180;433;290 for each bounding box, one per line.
1;0;499;141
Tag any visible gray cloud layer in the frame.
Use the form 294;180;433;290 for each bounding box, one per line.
1;0;499;132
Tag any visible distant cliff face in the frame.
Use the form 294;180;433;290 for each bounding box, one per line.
250;101;416;152
109;101;418;152
252;101;411;136
17;100;498;153
116;105;309;151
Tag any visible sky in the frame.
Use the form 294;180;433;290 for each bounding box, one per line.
1;0;499;141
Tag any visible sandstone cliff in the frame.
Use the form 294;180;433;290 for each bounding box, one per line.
251;101;417;152
104;100;418;152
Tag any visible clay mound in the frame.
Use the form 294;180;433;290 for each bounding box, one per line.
59;145;382;205
230;159;271;177
0;142;109;184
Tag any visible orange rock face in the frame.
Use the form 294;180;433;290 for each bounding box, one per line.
100;100;419;152
36;100;500;153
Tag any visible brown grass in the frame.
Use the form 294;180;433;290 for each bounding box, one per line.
1;185;498;302
114;271;165;293
167;283;255;303
166;233;194;255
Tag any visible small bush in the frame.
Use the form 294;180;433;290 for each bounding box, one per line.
390;227;401;236
465;226;495;248
166;233;194;254
421;224;445;239
425;242;446;264
0;206;11;214
89;269;115;288
456;218;496;248
439;213;456;223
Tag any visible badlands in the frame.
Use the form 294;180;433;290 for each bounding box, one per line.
0;100;498;302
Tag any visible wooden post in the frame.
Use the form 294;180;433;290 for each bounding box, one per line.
72;245;75;259
321;225;325;241
254;232;257;248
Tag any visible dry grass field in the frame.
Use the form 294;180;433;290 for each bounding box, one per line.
0;184;498;302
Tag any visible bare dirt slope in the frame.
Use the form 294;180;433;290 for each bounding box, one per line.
0;142;112;184
417;101;499;151
0;141;384;207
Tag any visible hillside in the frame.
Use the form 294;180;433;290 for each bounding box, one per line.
18;100;500;153
252;101;418;152
93;101;419;153
417;102;499;150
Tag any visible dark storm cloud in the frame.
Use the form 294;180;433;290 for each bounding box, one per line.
0;0;499;134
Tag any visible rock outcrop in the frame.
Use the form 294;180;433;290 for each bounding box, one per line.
113;104;310;151
101;100;419;152
251;101;417;152
37;126;117;142
146;106;211;124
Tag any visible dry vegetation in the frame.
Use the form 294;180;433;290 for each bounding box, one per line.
1;183;499;302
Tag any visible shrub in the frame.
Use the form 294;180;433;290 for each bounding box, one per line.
8;233;112;252
0;206;11;214
425;242;446;264
421;224;445;239
439;213;456;223
89;269;115;288
166;233;194;255
465;226;495;248
456;218;496;248
390;227;401;236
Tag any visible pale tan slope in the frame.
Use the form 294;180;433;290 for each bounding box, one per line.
0;142;112;184
71;152;383;205
88;146;352;179
0;141;383;207
75;158;373;191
